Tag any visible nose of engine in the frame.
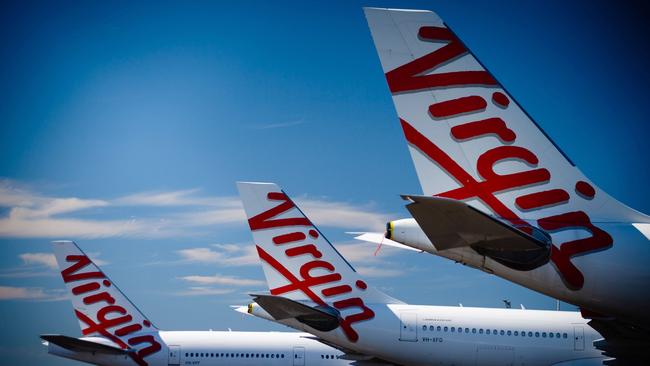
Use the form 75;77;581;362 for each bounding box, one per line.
385;221;393;240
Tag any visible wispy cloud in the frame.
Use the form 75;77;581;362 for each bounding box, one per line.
251;119;305;130
177;244;259;266
0;286;66;301
0;179;391;239
19;253;57;269
179;274;264;286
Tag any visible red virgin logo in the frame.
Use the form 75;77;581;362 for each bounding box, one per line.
248;192;374;342
387;26;613;290
61;255;162;366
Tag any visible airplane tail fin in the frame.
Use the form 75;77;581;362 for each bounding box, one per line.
52;241;162;362
237;182;400;341
363;7;648;225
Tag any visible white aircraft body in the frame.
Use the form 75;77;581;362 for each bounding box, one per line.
236;182;605;366
357;8;650;362
43;241;356;366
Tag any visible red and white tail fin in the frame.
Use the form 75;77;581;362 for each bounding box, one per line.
52;241;162;365
363;7;647;225
237;182;400;342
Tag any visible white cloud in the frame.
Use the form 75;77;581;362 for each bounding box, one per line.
355;266;404;278
179;274;264;287
0;286;66;301
0;178;393;239
19;253;57;269
297;199;390;231
176;244;259;266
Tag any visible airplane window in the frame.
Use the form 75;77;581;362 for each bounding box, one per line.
514;331;519;336
458;327;462;333
185;353;188;357
321;355;324;359
535;332;540;337
507;330;512;336
549;332;554;338
486;329;491;335
326;355;330;359
556;333;561;338
282;354;285;358
472;328;476;334
563;333;568;338
528;332;533;337
430;325;434;331
437;326;441;331
277;354;280;358
465;328;469;333
542;332;547;338
451;327;455;332
423;325;427;331
231;353;234;357
444;326;448;332
500;330;505;336
493;329;497;335
211;353;214;357
271;354;275;358
479;329;484;334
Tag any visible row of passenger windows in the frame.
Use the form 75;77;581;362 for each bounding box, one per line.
421;325;568;339
184;352;339;360
185;352;285;359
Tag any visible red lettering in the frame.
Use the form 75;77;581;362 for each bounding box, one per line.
332;297;376;343
72;282;100;295
386;27;496;94
273;232;307;245
538;211;613;289
285;244;322;259
83;291;116;306
451;118;516;143
61;255;104;283
515;189;570;211
429;96;487;119
321;285;352;297
248;192;311;230
128;335;162;366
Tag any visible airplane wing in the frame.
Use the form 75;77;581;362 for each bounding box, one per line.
401;194;551;270
40;334;130;355
352;232;423;252
251;294;340;332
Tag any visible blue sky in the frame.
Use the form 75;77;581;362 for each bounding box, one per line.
1;1;649;364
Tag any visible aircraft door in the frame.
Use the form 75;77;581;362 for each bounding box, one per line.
399;312;418;342
573;326;585;351
293;346;305;366
168;345;180;365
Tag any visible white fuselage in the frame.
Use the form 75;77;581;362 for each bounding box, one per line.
46;331;354;366
389;218;650;328
265;304;605;366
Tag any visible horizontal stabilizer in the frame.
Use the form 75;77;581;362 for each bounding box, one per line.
402;195;552;270
352;232;423;252
40;334;129;355
251;294;340;332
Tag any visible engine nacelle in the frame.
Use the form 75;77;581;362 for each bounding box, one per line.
386;218;437;253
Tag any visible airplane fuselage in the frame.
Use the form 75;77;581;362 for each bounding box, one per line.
268;304;605;366
46;330;352;366
390;219;650;328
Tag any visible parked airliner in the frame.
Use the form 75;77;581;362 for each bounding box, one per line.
43;241;369;366
236;182;605;366
357;8;650;363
